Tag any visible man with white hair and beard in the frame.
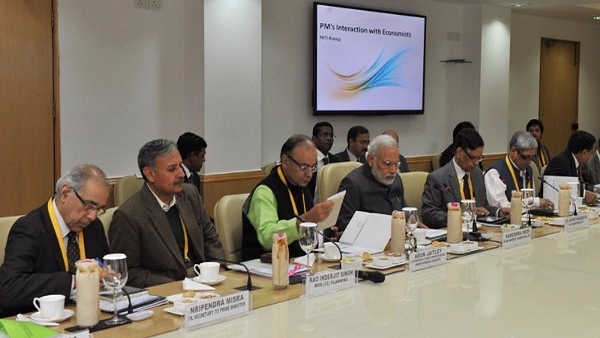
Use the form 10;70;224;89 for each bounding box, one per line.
333;134;423;238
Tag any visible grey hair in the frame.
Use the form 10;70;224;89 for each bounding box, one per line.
54;164;109;198
367;134;398;157
509;131;538;151
138;139;178;181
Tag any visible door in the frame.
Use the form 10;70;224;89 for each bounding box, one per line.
538;38;579;157
0;0;57;216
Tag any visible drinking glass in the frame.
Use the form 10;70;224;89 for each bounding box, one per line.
521;188;534;226
402;207;419;252
102;253;128;325
460;200;476;235
298;223;318;276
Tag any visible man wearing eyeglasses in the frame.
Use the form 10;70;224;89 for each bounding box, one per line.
484;131;554;209
0;164;110;317
422;129;508;228
242;134;335;260
335;134;420;235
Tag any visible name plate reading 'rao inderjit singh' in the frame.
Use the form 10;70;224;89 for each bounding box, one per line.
564;214;588;233
502;227;531;249
183;291;250;331
409;247;447;272
305;269;357;298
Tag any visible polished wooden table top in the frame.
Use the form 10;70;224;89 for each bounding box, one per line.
12;221;593;337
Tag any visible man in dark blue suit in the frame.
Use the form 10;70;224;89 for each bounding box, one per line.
0;164;111;317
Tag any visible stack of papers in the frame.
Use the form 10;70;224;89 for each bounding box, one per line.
99;293;168;314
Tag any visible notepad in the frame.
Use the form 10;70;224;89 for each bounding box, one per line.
317;190;346;230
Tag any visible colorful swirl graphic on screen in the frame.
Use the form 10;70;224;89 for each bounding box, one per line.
329;50;408;98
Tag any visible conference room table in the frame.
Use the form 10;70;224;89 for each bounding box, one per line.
13;221;600;337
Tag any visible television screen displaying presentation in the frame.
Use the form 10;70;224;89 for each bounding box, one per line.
313;2;426;115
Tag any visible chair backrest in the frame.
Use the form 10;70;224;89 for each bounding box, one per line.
114;175;144;206
399;171;429;213
316;161;362;203
431;153;442;170
213;193;250;262
98;206;118;240
0;215;21;265
530;163;541;197
540;164;548;178
261;162;277;175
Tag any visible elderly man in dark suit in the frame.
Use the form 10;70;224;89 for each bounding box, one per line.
422;129;509;229
109;139;224;288
0;164;110;317
543;130;597;204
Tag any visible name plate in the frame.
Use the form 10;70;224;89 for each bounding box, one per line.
305;269;357;297
409;247;447;272
502;227;532;248
564;214;588;232
183;291;250;331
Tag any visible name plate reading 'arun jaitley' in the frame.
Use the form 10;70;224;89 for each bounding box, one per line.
183;291;251;331
502;227;531;249
564;214;588;233
409;247;447;272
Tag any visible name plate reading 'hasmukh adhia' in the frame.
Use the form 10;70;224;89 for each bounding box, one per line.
502;227;531;249
183;291;250;331
409;247;447;272
564;214;588;232
305;269;358;297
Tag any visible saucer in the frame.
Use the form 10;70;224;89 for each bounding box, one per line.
31;309;74;322
192;274;226;286
319;253;341;262
163;307;185;316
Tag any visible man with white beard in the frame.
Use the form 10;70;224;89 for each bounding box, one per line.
333;134;424;237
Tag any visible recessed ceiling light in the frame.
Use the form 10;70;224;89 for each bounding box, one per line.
510;3;532;7
594;16;600;20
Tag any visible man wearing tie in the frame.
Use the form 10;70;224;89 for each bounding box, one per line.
0;164;110;317
177;132;207;197
334;125;370;163
422;129;507;228
543;130;597;204
485;131;553;209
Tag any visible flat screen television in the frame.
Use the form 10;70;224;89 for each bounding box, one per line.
313;2;426;115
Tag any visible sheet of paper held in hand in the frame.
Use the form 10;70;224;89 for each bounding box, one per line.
317;190;346;230
337;211;391;254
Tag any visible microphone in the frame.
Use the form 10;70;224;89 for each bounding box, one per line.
356;270;385;283
436;184;480;240
435;183;456;204
206;257;261;291
538;177;577;216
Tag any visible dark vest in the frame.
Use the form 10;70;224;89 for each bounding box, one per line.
241;166;314;261
488;156;532;200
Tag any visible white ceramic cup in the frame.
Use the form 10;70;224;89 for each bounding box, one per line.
32;294;65;320
193;262;220;281
323;242;339;259
414;228;427;244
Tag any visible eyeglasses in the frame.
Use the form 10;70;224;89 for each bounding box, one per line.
72;188;105;215
462;149;484;163
286;155;317;173
517;151;535;161
379;158;401;169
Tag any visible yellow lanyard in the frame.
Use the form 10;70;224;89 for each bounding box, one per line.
47;199;86;271
178;214;189;262
458;173;474;200
505;156;531;192
538;147;547;167
277;166;306;216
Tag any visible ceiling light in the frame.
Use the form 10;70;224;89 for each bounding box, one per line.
510;3;532;8
594;16;600;20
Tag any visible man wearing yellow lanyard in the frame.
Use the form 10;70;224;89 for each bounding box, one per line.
485;131;554;209
0;164;110;317
109;139;224;288
241;134;335;261
422;129;509;228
